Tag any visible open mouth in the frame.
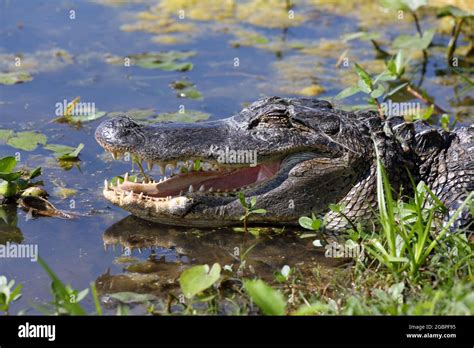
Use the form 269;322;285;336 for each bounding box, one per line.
103;152;281;202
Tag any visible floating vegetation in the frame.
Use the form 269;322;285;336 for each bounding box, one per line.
0;49;73;73
236;0;306;28
169;80;203;99
106;51;196;71
4;131;48;152
44;143;84;162
229;27;270;48
0;72;33;85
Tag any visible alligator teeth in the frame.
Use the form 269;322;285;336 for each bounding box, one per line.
159;164;166;176
199;185;205;192
124;173;129;182
127;190;133;197
104;179;108;189
111;152;119;160
188;185;194;193
188;160;195;171
167;163;176;175
147;161;154;171
208;187;214;192
139;192;144;199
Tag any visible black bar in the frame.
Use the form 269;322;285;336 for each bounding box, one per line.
0;316;472;346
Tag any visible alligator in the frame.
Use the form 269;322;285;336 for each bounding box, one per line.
95;97;473;234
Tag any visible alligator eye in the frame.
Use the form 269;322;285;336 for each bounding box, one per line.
320;116;340;135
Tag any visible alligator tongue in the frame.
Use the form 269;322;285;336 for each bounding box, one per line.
119;162;280;197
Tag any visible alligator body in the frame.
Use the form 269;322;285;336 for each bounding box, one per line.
95;97;473;233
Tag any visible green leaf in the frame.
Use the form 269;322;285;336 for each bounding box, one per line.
176;86;202;100
436;5;473;18
250;196;257;207
61;143;84;160
179;263;221;299
0;172;22;182
0;157;17;173
384;82;408;99
373;71;397;83
6;131;47;151
392;29;435;51
45;143;84;160
357;78;372;94
129;51;197;72
419;105;434;120
395;50;406;75
239;192;247;208
0;181;18;197
28;167;42;180
311;219;322;230
299;216;314;230
329;203;342;213
0;72;33;85
251;208;267;215
334;85;361;100
355;63;373;91
370;84;385;99
44;144;76;155
243;279;286;315
380;0;426;12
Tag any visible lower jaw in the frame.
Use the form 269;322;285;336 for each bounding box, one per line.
105;160;282;200
104;188;298;227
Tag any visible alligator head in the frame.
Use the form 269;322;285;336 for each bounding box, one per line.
95;97;379;228
96;96;472;233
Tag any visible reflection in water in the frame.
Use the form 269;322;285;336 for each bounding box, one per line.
97;216;341;302
0;205;23;245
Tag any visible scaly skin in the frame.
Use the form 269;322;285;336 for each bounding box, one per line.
95;97;473;234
